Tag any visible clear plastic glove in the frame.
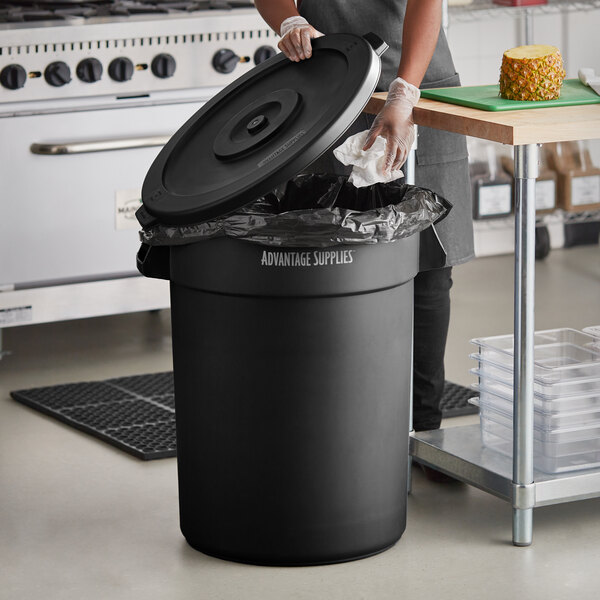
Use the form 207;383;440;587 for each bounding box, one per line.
363;77;421;174
278;16;324;62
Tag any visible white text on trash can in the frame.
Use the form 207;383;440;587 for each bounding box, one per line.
260;250;355;267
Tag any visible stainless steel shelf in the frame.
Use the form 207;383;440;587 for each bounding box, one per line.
412;425;600;507
552;209;600;224
449;0;600;23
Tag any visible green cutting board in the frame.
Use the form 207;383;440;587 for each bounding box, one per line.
420;79;600;111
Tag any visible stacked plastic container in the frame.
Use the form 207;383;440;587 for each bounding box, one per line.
470;328;600;474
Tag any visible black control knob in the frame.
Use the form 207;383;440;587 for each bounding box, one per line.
44;61;71;87
108;57;134;82
151;53;176;79
254;45;277;65
0;64;27;90
212;49;240;74
76;58;103;83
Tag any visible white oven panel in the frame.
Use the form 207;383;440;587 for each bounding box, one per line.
0;100;203;287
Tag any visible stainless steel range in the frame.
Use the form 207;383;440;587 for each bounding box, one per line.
0;0;277;332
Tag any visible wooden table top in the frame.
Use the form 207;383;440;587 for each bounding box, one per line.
364;93;600;146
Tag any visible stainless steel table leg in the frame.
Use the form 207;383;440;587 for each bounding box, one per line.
512;143;539;546
405;130;417;494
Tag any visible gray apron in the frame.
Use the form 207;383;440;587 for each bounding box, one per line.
299;0;474;270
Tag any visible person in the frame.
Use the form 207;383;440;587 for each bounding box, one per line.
254;1;474;437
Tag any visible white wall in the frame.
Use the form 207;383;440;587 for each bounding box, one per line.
448;16;519;86
447;8;600;85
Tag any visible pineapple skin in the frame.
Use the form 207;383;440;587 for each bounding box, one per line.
499;46;566;101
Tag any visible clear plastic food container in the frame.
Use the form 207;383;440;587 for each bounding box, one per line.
480;427;600;474
471;355;600;400
583;326;600;347
470;328;600;383
478;400;600;447
473;381;600;428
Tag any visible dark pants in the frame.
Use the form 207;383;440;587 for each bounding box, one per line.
412;266;453;432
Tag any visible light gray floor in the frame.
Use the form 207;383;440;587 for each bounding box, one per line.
1;245;599;600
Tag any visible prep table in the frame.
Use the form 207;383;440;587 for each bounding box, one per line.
365;95;600;546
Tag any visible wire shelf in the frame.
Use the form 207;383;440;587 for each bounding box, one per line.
473;209;600;231
449;0;600;22
540;208;600;224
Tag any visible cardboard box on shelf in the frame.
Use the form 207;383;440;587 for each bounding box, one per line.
544;141;600;212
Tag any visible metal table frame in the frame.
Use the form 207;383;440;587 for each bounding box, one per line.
411;142;543;546
372;97;600;547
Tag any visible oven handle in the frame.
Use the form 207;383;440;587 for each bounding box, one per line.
30;135;172;155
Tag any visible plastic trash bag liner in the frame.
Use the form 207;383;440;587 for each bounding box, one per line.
140;174;452;248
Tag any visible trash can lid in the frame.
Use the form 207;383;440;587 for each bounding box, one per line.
139;33;388;226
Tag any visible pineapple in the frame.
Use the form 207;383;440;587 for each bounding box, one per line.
499;45;566;101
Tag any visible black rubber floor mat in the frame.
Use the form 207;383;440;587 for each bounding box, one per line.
11;372;176;460
11;374;477;460
441;381;479;418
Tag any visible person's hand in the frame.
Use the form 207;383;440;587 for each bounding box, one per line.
363;77;421;174
278;16;324;62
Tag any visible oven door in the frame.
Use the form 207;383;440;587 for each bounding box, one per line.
1;101;202;288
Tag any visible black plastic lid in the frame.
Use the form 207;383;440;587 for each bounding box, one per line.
140;33;387;227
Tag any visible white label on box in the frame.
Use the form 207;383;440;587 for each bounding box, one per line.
478;183;512;216
535;179;556;211
115;189;142;230
571;175;600;207
0;306;32;325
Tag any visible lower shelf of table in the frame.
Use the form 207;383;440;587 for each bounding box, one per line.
410;424;600;507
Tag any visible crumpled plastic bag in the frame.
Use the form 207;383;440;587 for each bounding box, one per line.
333;131;404;187
139;174;452;248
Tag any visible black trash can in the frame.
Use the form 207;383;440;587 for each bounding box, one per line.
139;233;418;565
136;33;446;566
